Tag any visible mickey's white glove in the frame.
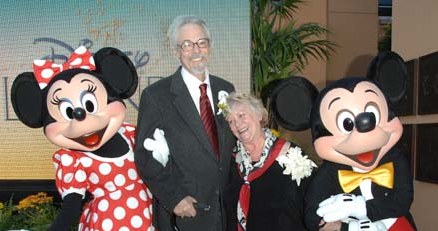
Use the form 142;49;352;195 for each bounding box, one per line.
317;193;367;222
143;128;169;167
348;218;387;231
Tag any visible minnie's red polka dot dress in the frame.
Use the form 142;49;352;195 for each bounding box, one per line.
53;123;154;231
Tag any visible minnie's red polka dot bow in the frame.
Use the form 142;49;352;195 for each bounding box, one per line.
33;46;96;89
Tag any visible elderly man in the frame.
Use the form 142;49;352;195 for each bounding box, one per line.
135;15;235;231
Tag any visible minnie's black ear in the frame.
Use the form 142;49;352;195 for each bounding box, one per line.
367;51;407;103
93;47;138;99
11;72;44;128
269;76;319;131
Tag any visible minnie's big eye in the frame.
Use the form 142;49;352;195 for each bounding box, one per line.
337;110;355;134
59;101;74;121
365;103;380;125
81;92;98;113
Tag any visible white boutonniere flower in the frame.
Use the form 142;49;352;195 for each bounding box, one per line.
277;146;317;186
217;90;229;116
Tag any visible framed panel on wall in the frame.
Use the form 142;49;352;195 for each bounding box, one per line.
392;59;416;116
396;124;414;174
416;123;438;183
418;51;438;114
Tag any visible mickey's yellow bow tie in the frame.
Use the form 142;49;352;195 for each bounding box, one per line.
338;162;394;193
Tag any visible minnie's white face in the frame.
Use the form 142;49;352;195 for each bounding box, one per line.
314;81;403;171
44;73;125;151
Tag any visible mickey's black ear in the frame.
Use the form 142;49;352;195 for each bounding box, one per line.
366;51;407;103
93;47;138;99
11;72;44;128
268;76;319;131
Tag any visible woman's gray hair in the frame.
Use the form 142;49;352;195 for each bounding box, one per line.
226;92;269;127
167;15;212;50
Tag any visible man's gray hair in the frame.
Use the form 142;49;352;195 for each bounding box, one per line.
167;15;212;50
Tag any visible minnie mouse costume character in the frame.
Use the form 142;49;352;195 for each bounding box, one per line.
11;46;154;230
265;51;416;231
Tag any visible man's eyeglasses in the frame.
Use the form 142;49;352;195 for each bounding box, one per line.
178;38;210;51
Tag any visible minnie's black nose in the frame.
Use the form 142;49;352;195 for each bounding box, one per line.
73;107;86;121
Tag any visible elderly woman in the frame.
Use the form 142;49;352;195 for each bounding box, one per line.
222;92;316;231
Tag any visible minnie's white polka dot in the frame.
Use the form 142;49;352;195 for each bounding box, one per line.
114;160;125;167
126;197;138;209
105;181;116;191
86;212;92;222
63;173;74;183
61;155;73;166
93;188;105;197
147;188;153;198
147;226;155;231
34;60;46;66
75;170;86;182
89;172;99;184
128;169;137;180
80;157;93;167
110;190;122;200
89;57;95;66
76;46;87;54
99;163;112;175
54;153;61;161
119;227;129;231
114;207;126;220
125;183;135;191
41;69;54;78
92;212;98;223
139;190;147;201
98;199;109;212
57;169;63;180
114;174;126;186
102;218;113;231
131;215;143;228
70;57;82;66
143;207;150;219
83;208;90;216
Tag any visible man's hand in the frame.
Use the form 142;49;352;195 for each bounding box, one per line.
173;196;197;218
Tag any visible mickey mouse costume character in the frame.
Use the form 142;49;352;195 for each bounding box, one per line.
265;51;416;231
11;46;154;230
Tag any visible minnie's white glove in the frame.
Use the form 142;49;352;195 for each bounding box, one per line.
143;128;169;167
348;218;387;231
317;193;367;222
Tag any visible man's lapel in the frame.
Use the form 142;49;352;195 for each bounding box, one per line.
170;71;217;159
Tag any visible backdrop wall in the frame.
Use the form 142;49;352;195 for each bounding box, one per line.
0;0;250;179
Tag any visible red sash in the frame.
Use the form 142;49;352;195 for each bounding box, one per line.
237;138;286;231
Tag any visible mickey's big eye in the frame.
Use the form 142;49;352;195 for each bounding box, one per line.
365;103;380;125
59;101;74;121
81;92;98;114
336;110;355;134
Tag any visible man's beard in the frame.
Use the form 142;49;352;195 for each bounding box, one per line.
190;54;208;75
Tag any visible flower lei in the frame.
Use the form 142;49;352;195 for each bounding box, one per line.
234;128;277;177
276;145;317;186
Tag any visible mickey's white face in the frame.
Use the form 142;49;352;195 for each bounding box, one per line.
44;73;125;151
314;81;403;171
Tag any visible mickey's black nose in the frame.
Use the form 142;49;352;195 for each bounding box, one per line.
355;112;376;133
73;107;86;121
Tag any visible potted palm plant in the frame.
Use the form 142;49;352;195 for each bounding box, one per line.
251;0;336;96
